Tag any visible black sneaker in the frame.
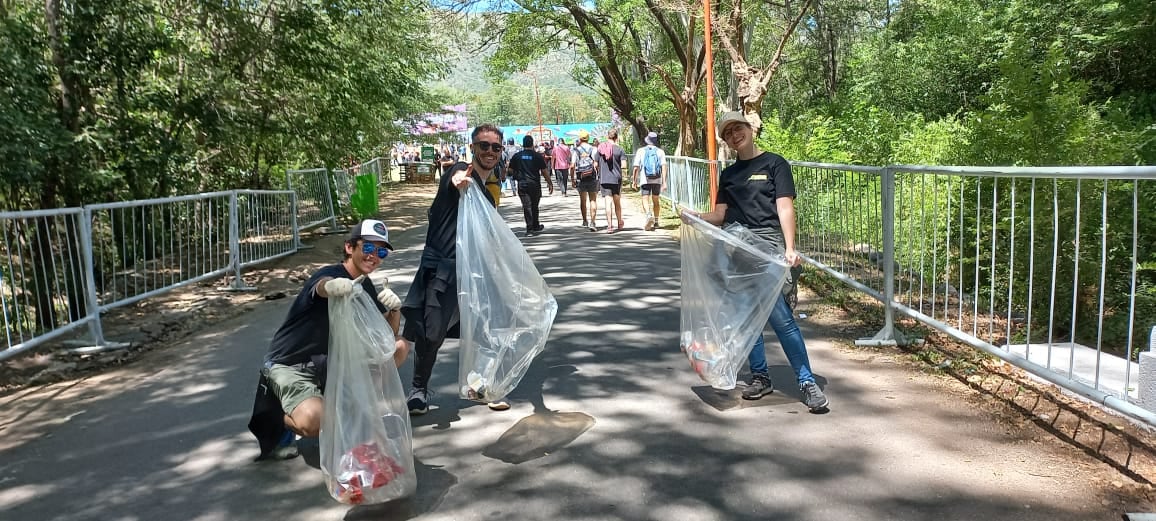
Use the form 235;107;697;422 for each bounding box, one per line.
741;374;774;400
407;387;430;415
259;429;299;461
535;224;545;232
800;381;829;412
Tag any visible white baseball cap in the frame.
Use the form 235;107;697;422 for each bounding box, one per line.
349;219;393;249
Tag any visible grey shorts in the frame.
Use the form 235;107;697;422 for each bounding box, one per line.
640;183;662;196
600;183;622;196
264;363;323;416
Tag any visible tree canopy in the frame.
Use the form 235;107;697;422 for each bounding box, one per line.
1;0;445;210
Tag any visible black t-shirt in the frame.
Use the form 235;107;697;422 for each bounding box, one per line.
715;151;796;229
420;162;495;267
508;148;549;188
264;264;386;366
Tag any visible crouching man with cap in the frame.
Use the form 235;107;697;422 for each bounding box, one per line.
247;219;409;460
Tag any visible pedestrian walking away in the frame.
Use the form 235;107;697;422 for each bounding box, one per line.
552;137;571;196
501;138;517;196
401;124;513;415
247;219;408;460
542;140;554;180
633;131;667;231
679;111;829;413
571;130;600;230
596;128;626;233
508;134;554;236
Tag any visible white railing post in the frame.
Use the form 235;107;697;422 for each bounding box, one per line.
291;191;311;250
226;191;255;291
78;209;107;347
1139;327;1156;412
857;167;907;347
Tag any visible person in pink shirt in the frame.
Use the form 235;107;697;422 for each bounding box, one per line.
552;138;572;196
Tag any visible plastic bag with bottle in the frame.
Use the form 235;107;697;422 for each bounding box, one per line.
320;282;416;505
456;180;557;403
679;213;791;390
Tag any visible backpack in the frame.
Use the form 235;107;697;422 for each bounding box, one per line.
641;146;662;178
575;145;595;178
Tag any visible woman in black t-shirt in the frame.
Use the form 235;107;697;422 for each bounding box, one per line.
679;111;830;413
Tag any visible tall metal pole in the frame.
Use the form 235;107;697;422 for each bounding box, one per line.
703;0;719;210
533;72;544;141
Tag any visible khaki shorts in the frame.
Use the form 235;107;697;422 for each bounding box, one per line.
264;363;323;416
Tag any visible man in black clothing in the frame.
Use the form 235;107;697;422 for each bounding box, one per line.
248;219;407;460
508;134;554;236
401;123;512;414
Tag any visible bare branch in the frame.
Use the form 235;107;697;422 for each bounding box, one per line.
757;0;812;88
645;0;688;68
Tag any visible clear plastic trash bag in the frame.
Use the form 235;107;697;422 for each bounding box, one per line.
456;181;558;403
679;213;792;390
321;282;416;505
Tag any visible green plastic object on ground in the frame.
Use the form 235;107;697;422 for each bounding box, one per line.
350;174;378;220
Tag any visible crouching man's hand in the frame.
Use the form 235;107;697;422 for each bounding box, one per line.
322;277;354;298
377;286;401;311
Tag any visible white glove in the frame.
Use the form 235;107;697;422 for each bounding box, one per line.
377;287;401;311
323;278;354;298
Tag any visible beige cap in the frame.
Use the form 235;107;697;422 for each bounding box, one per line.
717;111;750;139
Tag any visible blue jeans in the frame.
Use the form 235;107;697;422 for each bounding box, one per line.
748;295;815;386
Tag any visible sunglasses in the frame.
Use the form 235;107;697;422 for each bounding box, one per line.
361;242;389;259
721;124;748;140
474;141;503;152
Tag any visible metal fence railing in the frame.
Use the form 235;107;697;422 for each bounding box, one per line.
1;208;94;357
285;168;337;234
351;157;387;186
663;155;1156;426
233;190;299;286
4;155;396;361
2;190;299;361
661;156;713;212
794;162;1156;427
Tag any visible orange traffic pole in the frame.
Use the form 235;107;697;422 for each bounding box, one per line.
533;73;544;140
702;0;718;210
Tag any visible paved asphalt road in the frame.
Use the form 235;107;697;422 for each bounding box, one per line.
0;190;1127;521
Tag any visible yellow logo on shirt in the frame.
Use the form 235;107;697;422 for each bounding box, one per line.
747;173;769;181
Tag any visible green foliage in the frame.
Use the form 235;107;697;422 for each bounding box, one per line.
1;0;444;211
890;118;969;166
749;0;1156;357
756;113;853;164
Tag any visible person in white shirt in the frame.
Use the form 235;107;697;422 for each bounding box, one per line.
632;132;667;231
